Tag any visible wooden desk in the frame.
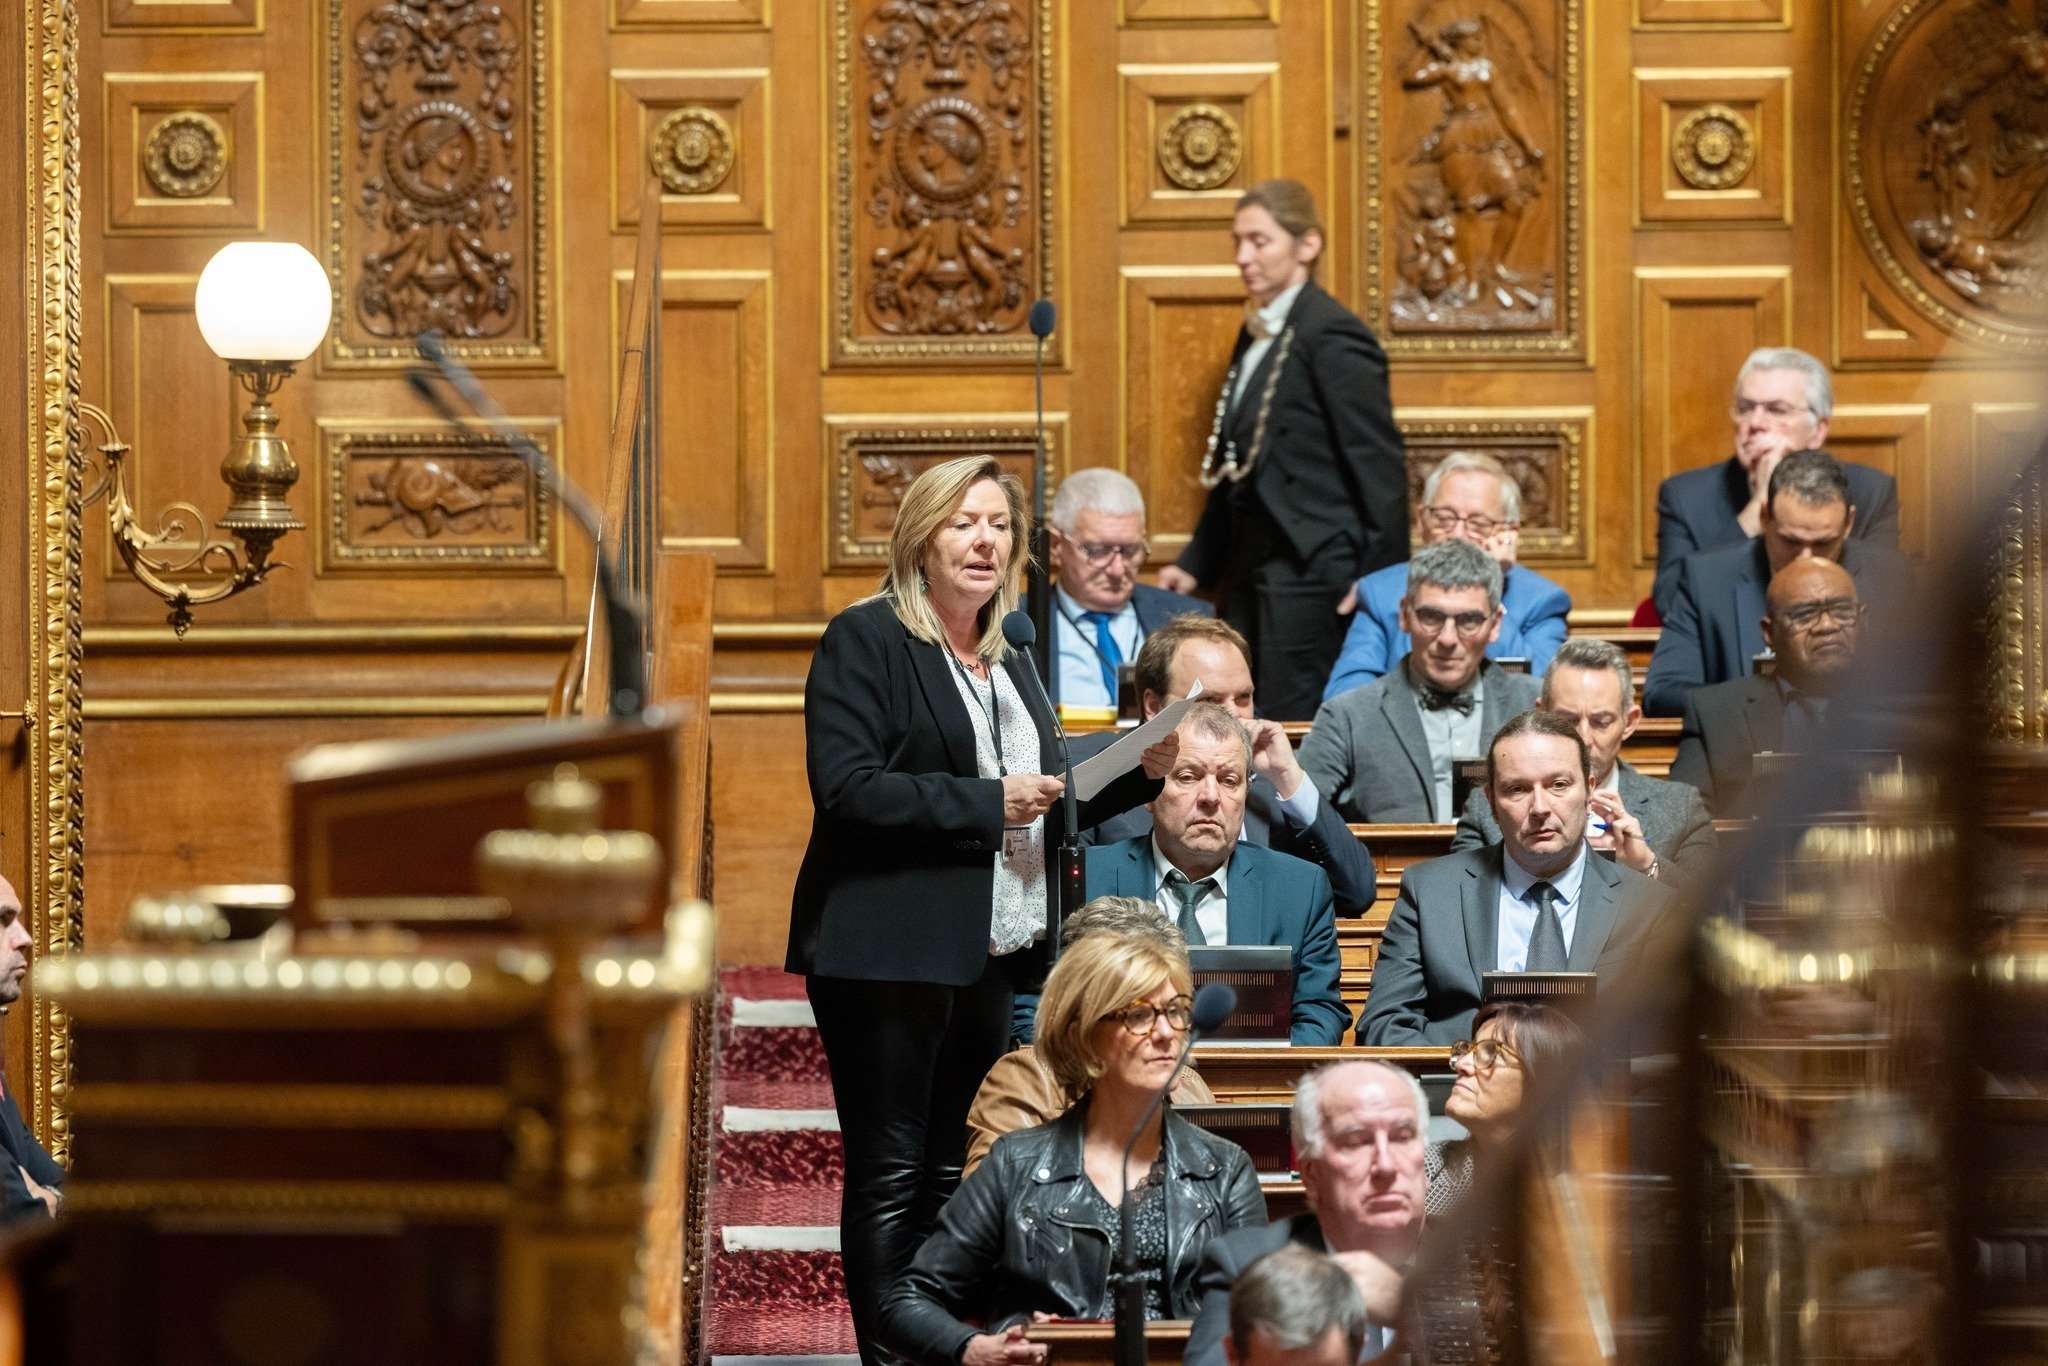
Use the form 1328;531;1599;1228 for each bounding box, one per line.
1028;1319;1190;1366
1191;1045;1453;1102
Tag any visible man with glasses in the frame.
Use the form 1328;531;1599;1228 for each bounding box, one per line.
1084;701;1350;1044
1645;449;1908;717
1359;710;1674;1044
1670;557;1865;816
1298;539;1542;823
1039;468;1209;710
1453;638;1718;888
1323;452;1571;700
1653;347;1899;613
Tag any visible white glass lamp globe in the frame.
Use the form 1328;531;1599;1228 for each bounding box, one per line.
193;242;334;363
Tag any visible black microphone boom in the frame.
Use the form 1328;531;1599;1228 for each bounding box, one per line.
410;334;648;717
1111;981;1236;1366
1027;299;1056;684
1002;610;1082;952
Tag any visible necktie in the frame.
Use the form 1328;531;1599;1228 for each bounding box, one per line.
1525;880;1567;972
1243;300;1276;340
1164;871;1215;947
1419;685;1477;715
1080;610;1123;702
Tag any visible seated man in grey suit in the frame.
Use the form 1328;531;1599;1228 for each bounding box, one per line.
1359;710;1675;1045
1084;702;1350;1045
1670;556;1864;817
1645;448;1908;717
1298;538;1542;824
1040;467;1210;710
1219;1246;1370;1366
1653;346;1898;613
1454;637;1718;887
1077;614;1375;917
1186;1060;1428;1366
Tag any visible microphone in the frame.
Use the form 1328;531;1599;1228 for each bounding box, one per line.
1026;299;1055;682
1111;981;1236;1366
1002;610;1081;950
409;335;649;717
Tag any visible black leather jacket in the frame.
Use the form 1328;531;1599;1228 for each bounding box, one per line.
880;1101;1267;1364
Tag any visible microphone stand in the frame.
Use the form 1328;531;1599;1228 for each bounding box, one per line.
410;333;648;718
1000;612;1083;957
1027;301;1055;684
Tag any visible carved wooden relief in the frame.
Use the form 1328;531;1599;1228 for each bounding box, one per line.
1848;0;2048;353
826;417;1066;567
1362;0;1583;357
831;0;1056;364
1635;69;1788;226
324;0;552;367
1397;411;1591;565
611;69;768;230
320;423;558;571
104;74;263;233
1120;65;1276;226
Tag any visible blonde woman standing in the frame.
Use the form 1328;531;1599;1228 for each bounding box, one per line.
788;455;1179;1366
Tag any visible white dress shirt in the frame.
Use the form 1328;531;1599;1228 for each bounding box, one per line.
1052;585;1140;710
1231;280;1305;412
1150;838;1231;947
1412;663;1485;823
1495;843;1588;973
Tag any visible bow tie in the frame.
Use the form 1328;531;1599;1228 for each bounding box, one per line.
1418;685;1477;716
1244;300;1278;341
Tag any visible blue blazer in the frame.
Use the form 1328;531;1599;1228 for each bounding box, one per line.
1322;560;1571;702
1032;583;1213;706
1653;456;1899;613
1082;837;1351;1046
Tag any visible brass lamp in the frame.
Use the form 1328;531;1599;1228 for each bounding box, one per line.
84;240;332;636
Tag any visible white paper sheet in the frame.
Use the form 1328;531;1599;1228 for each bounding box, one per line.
1071;682;1204;800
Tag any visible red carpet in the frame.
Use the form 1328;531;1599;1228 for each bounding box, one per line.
704;967;857;1357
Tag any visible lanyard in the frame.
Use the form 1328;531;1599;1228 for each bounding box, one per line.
950;654;1007;778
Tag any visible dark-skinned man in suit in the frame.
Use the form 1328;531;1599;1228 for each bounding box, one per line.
1359;710;1675;1045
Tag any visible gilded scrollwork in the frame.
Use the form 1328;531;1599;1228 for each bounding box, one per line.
142;111;227;198
832;0;1055;362
1672;104;1754;191
1158;104;1241;191
649;107;734;195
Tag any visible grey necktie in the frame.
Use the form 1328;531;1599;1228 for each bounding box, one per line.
1525;880;1567;972
1164;871;1214;947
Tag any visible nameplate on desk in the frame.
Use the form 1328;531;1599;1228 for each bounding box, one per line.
1482;971;1595;1007
1493;657;1531;675
1176;1102;1293;1175
1187;946;1290;1043
1452;758;1488;818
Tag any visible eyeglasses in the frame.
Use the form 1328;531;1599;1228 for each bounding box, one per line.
1449;1038;1522;1072
1775;598;1862;631
1731;398;1812;422
1102;995;1194;1035
1073;541;1148;567
1421;506;1508;537
1411;606;1495;636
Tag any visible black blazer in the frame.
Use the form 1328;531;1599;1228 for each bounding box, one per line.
1668;673;1785;818
1033;582;1212;707
1643;536;1909;718
788;596;1162;987
1179;280;1409;585
0;1085;61;1226
1653;455;1900;612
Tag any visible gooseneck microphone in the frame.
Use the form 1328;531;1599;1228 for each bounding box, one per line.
1112;982;1236;1366
1002;610;1080;950
408;332;648;717
1026;299;1056;683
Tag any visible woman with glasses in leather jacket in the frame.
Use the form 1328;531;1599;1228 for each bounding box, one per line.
882;927;1266;1366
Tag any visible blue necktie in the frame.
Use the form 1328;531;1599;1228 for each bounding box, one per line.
1080;611;1123;702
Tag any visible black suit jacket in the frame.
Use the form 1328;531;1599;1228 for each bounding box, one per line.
787;596;1162;987
1450;762;1720;890
1179;280;1409;586
1668;673;1785;818
0;1085;61;1226
1070;730;1376;918
1032;583;1211;707
1643;536;1909;718
1358;845;1673;1045
1653;455;1900;611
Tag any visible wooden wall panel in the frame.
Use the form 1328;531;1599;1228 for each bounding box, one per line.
1121;268;1241;561
102;72;262;233
105;0;260;31
1634;0;1784;26
1826;404;1932;558
611;68;769;231
1396;409;1595;567
1117;63;1278;226
1633;67;1788;226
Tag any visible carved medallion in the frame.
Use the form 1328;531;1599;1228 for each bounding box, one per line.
142;111;227;199
1672;104;1754;190
1366;0;1584;357
1159;104;1242;191
650;107;735;195
1848;0;2048;350
832;0;1056;363
328;0;550;365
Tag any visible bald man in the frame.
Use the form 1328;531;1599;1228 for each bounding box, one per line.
0;878;57;1222
1669;557;1864;816
1185;1060;1431;1366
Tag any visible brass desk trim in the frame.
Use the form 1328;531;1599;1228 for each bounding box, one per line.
68;1082;513;1129
84;695;553;720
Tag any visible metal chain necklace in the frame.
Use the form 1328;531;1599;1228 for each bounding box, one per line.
1199;326;1295;489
